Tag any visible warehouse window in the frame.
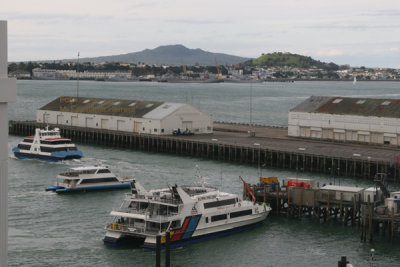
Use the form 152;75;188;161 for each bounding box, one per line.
146;103;154;108
129;102;136;107
381;101;391;106
83;99;90;103
113;101;121;106
98;100;104;104
332;98;342;104
161;129;164;133
154;129;157;132
356;100;366;104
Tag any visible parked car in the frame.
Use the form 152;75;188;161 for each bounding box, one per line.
172;128;194;136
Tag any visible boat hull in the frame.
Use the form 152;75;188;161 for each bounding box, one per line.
12;148;82;162
104;211;269;249
46;183;131;193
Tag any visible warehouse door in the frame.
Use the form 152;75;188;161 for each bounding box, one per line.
358;134;370;143
134;122;141;133
43;113;50;124
56;115;64;125
85;117;94;128
71;116;79;126
182;121;193;131
101;119;108;129
117;120;125;131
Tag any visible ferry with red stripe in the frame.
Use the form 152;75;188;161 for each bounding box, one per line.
12;127;83;162
103;177;271;249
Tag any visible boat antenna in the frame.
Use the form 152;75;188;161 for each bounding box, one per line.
195;165;205;187
76;52;80;98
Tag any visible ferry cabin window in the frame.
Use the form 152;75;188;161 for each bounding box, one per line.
211;214;227;222
79;177;119;184
97;169;111;174
230;209;252;219
41;140;71;145
17;144;31;150
23;139;33;143
170;220;181;229
205;217;209;223
40;146;69;153
203;198;236;209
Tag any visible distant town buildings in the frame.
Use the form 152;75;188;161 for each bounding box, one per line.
8;61;400;81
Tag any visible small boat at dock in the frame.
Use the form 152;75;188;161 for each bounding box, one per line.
12;127;82;162
103;176;271;248
45;165;134;193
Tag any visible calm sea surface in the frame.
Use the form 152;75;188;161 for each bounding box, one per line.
7;80;400;266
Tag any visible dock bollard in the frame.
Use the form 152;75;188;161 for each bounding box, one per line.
166;231;171;267
156;235;161;267
338;256;348;267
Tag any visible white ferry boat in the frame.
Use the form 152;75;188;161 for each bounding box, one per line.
12;127;83;162
45;165;135;193
103;178;271;248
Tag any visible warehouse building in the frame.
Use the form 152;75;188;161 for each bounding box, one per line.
37;96;213;135
288;96;400;145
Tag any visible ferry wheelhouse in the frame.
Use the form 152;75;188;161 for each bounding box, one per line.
45;165;134;193
12;127;82;162
103;179;271;248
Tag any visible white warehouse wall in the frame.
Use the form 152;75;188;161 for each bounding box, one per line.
288;111;400;145
37;104;213;135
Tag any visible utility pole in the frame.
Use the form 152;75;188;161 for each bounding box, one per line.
0;20;17;267
77;52;80;98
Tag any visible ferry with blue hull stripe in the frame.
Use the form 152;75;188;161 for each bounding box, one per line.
103;174;271;249
45;165;134;193
12;127;83;162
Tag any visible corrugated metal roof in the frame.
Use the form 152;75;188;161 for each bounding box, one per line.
143;103;185;120
290;96;331;112
39;96;164;118
291;96;400;119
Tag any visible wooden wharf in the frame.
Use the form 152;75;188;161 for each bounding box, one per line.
8;120;400;182
244;184;400;243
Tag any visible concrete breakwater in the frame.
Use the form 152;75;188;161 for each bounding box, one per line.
9;120;400;183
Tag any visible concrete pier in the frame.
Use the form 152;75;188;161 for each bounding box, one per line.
8;120;400;183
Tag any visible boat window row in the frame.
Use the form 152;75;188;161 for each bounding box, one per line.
40;132;58;137
17;144;31;150
203;198;237;209
23;139;33;143
80;177;119;184
208;209;253;223
41;140;71;145
40;146;77;152
229;209;253;218
211;214;227;222
97;169;111;174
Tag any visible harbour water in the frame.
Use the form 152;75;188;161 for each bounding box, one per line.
7;80;400;266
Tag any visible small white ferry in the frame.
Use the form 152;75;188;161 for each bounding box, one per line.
103;177;271;248
45;165;134;193
12;127;83;162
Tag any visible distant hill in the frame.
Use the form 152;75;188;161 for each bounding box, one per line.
75;45;250;66
247;52;339;70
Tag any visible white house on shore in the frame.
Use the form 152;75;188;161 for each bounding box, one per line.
36;96;213;135
288;96;400;145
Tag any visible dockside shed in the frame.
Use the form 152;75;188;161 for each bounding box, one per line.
288;96;400;145
36;96;213;135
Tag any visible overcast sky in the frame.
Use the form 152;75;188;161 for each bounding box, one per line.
2;0;400;67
